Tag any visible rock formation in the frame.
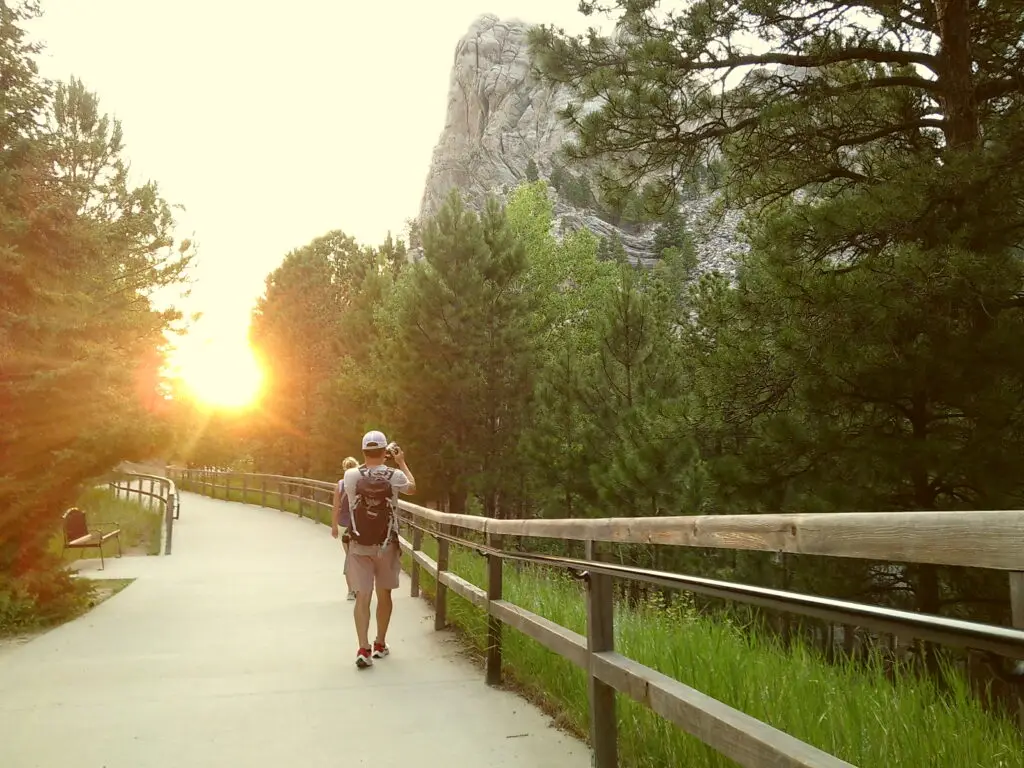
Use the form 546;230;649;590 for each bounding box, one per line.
418;13;746;274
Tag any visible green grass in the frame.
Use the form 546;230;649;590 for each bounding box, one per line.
4;486;156;637
182;484;1024;767
52;487;165;561
403;535;1024;768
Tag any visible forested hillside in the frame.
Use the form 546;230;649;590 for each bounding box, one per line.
166;5;1024;701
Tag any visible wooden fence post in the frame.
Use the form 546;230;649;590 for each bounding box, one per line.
1010;572;1024;730
435;503;450;631
410;525;423;598
164;484;175;556
586;539;618;768
261;477;267;508
148;478;155;510
278;480;284;511
486;532;504;686
298;485;305;518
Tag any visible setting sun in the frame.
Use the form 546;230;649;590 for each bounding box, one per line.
172;335;265;412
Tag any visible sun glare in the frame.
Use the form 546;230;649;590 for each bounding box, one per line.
173;336;265;412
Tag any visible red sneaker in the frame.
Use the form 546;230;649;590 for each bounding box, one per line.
355;647;373;669
372;641;390;659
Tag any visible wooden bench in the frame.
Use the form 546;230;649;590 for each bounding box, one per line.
61;507;122;570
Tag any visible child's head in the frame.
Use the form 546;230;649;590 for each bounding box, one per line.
342;456;359;471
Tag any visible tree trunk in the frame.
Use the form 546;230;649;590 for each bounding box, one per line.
935;0;979;149
447;488;468;516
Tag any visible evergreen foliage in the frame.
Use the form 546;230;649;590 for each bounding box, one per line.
1;3;189;577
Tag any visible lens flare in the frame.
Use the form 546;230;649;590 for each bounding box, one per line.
171;335;265;412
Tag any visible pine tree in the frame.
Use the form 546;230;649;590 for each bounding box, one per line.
1;9;189;575
548;164;567;193
534;0;1024;629
652;208;691;258
532;2;1024;244
577;266;697;515
507;182;616;519
607;232;629;265
386;191;535;516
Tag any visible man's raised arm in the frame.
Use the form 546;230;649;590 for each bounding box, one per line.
393;446;416;495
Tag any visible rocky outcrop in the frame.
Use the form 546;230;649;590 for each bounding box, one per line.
419;15;569;220
418;14;746;274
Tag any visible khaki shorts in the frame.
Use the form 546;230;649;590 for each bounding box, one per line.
346;540;401;594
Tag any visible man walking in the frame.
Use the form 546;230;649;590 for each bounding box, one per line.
344;430;416;669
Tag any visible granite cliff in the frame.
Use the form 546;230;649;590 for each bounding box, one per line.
418;14;745;273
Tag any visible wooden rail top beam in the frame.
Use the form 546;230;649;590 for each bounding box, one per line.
397;502;1024;571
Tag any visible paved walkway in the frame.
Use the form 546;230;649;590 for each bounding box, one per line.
0;493;588;768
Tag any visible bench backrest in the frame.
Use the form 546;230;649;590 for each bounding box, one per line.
62;507;89;542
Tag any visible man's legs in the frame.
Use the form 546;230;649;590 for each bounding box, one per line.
342;539;355;597
354;591;372;649
375;589;393;646
372;542;401;655
347;551;375;666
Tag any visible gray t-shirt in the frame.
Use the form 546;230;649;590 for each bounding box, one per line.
343;465;411;554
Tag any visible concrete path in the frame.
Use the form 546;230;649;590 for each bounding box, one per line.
0;493;589;768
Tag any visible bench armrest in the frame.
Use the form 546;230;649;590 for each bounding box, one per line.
93;521;120;531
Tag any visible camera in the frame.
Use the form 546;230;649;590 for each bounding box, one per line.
384;442;401;460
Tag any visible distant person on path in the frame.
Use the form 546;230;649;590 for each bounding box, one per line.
344;430;416;669
331;456;360;601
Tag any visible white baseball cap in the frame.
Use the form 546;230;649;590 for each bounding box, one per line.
361;430;388;450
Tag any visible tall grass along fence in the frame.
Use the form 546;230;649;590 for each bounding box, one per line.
169;467;1024;768
103;471;179;556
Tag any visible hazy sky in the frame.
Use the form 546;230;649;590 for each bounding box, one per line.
28;1;597;353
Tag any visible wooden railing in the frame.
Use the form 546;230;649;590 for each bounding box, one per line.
105;471;179;555
168;467;1024;767
170;467;335;521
